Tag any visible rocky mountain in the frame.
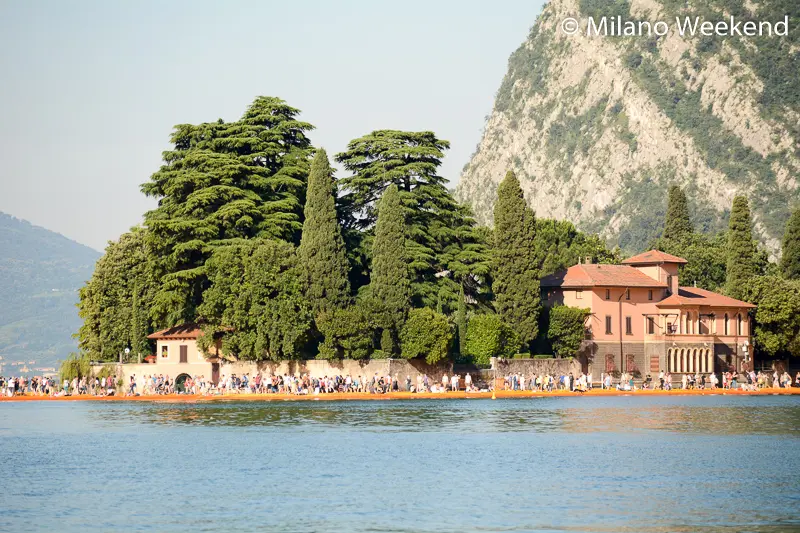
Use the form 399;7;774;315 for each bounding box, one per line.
457;0;799;255
0;212;100;374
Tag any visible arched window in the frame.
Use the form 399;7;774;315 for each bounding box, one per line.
724;314;729;336
737;314;742;336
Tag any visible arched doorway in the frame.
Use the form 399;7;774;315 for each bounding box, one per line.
175;373;191;394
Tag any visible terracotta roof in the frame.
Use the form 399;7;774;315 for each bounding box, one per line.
541;264;668;288
621;250;688;265
656;287;756;308
147;324;203;340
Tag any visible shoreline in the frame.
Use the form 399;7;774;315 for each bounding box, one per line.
1;387;799;403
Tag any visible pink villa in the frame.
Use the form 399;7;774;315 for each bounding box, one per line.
541;250;755;377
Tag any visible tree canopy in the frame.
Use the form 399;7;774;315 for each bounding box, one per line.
663;185;693;240
492;170;540;349
726;195;757;300
781;207;800;280
141;97;314;325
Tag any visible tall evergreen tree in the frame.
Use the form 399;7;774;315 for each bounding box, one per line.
298;149;351;315
492;170;540;349
781;207;800;280
77;228;156;361
663;185;693;239
454;285;467;356
335;130;489;308
141;97;314;325
370;184;411;331
726;195;757;299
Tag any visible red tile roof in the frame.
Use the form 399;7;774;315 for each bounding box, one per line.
541;264;668;288
621;250;688;265
147;324;203;340
656;287;755;308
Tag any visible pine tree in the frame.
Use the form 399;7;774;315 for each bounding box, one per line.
780;207;800;280
298;149;351;315
726;195;757;299
370;184;411;331
492;170;540;349
663;185;693;239
141;97;314;325
335;130;489;308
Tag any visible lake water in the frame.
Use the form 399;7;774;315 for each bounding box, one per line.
1;395;799;532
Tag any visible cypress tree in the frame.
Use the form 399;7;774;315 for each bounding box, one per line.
455;285;467;356
298;148;351;315
780;207;800;280
370;184;411;330
663;185;693;239
492;170;540;349
725;195;757;299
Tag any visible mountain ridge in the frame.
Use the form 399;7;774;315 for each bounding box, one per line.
457;0;799;254
0;211;100;373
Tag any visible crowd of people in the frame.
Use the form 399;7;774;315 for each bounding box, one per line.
2;369;799;398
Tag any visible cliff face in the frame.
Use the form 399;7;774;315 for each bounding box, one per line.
457;0;799;254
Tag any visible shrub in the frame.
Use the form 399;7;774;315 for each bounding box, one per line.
548;305;591;358
464;314;521;367
317;304;376;360
400;308;453;365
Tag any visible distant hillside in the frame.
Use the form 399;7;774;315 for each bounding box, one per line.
0;212;100;374
457;0;799;254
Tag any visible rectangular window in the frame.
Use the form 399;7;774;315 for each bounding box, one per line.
179;345;188;363
161;346;168;358
625;289;631;300
576;290;583;300
667;275;673;294
605;315;612;335
625;316;632;335
605;354;615;373
605;289;611;300
647;317;655;335
648;290;653;301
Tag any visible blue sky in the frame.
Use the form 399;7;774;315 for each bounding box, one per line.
0;0;545;250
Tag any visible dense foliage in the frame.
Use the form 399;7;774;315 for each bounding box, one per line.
547;305;591;359
492;171;540;349
663;185;693;240
297;149;351;316
463;313;520;366
726;196;757;300
741;276;800;359
369;184;411;335
335;130;490;309
141;97;313;325
197;240;313;361
78;228;156;361
399;308;453;365
781;208;800;280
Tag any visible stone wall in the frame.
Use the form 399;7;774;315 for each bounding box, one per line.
490;357;583;378
93;358;453;388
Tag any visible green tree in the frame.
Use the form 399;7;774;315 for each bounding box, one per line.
534;218;621;277
726;195;757;300
781;207;800;280
652;232;728;291
58;352;92;383
369;184;411;331
399;307;453;364
198;240;313;361
77;228;156;361
335;130;490;308
663;185;693;239
141;97;314;325
492;170;540;349
741;276;800;358
547;305;591;358
298;148;351;315
317;304;376;360
454;286;467;356
464;314;520;366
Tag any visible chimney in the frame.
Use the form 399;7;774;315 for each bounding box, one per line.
585;256;592;265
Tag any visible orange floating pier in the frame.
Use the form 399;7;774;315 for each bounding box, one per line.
1;387;799;403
